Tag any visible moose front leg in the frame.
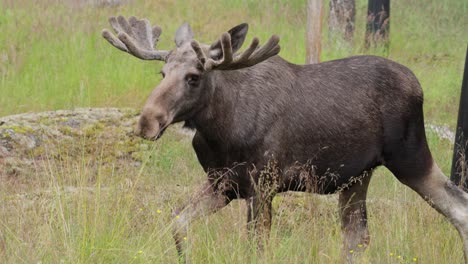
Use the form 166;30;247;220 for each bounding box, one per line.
338;173;372;263
245;161;279;251
172;181;230;262
246;194;274;244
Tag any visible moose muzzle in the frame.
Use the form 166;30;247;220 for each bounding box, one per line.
135;109;170;141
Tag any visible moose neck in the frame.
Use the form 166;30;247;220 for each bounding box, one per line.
191;56;296;146
191;69;245;141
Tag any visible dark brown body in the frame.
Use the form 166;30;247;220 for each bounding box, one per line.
177;55;467;263
190;55;430;197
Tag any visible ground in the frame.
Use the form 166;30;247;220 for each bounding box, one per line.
0;108;464;263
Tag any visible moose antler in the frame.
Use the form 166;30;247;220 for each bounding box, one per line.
191;33;280;71
102;16;169;61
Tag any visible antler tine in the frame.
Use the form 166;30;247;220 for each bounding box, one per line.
192;32;280;71
220;33;234;64
203;33;234;70
152;25;163;44
246;35;280;65
102;16;168;61
190;40;207;65
236;37;260;62
231;35;280;69
102;29;128;52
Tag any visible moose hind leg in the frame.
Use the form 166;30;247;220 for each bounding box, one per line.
392;162;468;263
382;102;468;262
339;172;372;263
172;181;230;262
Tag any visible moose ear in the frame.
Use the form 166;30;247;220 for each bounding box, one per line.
209;23;249;60
175;22;194;47
227;23;249;52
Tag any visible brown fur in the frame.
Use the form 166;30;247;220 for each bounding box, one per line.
103;20;468;263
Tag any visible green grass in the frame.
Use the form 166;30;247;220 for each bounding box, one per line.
0;0;467;263
0;130;462;263
1;0;466;126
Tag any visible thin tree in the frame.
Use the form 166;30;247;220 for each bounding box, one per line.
329;0;355;42
306;0;323;64
365;0;390;50
451;46;468;192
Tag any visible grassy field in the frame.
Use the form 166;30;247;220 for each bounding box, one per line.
0;0;467;263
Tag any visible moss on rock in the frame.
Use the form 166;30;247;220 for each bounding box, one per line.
0;108;195;179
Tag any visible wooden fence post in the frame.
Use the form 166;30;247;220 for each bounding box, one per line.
306;0;323;64
451;45;468;191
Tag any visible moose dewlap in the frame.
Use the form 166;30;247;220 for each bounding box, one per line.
102;16;468;263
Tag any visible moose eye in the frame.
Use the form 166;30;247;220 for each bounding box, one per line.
186;74;200;86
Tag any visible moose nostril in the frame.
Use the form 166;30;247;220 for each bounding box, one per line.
154;114;168;127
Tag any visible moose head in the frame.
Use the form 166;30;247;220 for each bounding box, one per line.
102;16;280;140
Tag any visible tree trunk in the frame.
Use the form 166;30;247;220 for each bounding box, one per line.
328;0;355;42
451;46;468;192
306;0;323;64
365;0;390;50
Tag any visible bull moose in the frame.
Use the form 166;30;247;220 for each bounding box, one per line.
102;16;468;263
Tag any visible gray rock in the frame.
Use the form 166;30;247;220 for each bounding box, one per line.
0;108;193;178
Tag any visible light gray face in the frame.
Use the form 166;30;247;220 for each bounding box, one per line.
135;40;208;140
135;22;251;140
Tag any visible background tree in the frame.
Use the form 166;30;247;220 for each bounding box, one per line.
328;0;355;42
451;46;468;191
365;0;390;50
